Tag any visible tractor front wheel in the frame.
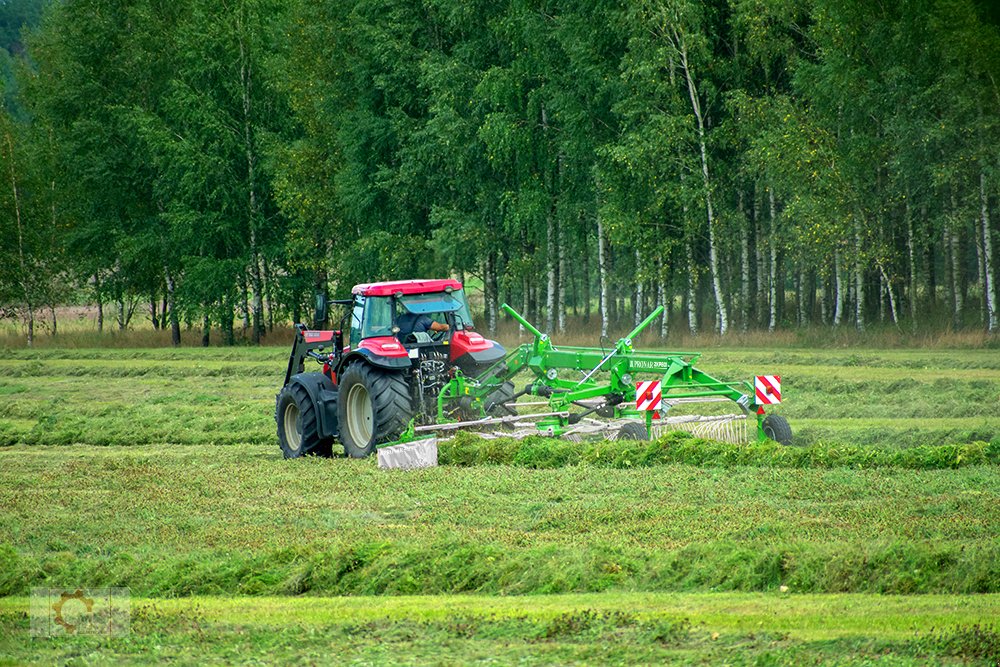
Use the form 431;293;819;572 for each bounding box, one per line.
338;363;413;458
275;379;334;459
762;414;793;446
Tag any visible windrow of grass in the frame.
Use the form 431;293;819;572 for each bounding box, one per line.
2;346;999;448
2;593;999;665
2;444;998;597
439;431;1000;470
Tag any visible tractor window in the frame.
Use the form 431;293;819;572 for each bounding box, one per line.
398;289;474;329
362;296;394;338
350;298;365;346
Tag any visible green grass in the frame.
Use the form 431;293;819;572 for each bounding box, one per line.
2;345;999;664
2;346;998;448
1;593;998;665
1;443;999;597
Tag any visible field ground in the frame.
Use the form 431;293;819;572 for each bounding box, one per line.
2;593;999;665
1;345;998;663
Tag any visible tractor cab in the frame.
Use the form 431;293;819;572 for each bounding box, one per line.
346;284;473;348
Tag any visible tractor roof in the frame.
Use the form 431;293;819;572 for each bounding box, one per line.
351;278;463;297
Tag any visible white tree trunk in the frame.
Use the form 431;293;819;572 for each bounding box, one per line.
597;210;609;339
833;250;844;326
634;249;644;327
768;188;778;332
5;132;32;347
557;220;566;333
740;206;750;332
948;190;963;329
855;222;866;332
906;199;918;329
675;30;727;335
981;170;997;332
658;257;668;338
687;242;698;335
546;212;556;333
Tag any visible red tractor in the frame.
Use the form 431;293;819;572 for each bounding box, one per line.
275;279;511;458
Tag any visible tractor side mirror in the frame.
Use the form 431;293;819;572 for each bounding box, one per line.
314;293;328;325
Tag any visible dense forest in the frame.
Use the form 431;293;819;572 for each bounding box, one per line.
0;0;997;345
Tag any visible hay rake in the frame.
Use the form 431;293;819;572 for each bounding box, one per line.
379;303;791;467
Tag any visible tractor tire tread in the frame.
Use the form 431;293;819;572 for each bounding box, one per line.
275;375;334;458
339;363;414;457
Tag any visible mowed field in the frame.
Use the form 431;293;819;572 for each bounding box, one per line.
1;346;999;664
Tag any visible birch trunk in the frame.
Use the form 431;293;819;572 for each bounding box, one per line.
755;186;764;326
818;270;828;325
949;190;963;329
658;257;668;339
5;132;32;347
855;221;866;332
675;33;727;334
905;199;918;329
96;273;104;333
982;170;997;332
687;242;698;335
740;195;750;332
238;9;264;344
768;188;778;332
165;265;180;346
521;273;529;336
485;251;498;334
557;219;566;333
596;174;610;338
634;249;644;327
833;250;844;326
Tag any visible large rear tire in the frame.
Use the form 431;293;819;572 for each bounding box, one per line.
762;414;793;446
275;379;334;459
337;363;413;458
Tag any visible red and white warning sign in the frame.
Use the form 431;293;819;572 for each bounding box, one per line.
636;381;662;411
755;375;782;405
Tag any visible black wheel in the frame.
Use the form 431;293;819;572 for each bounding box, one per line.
275;377;334;459
337;363;414;458
762;414;793;446
484;381;516;416
615;421;649;441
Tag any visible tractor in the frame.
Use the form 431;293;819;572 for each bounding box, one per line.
276;277;793;465
275;279;513;458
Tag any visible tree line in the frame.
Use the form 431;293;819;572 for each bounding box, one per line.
0;0;997;345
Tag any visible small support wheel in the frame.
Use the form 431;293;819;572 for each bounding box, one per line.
615;421;649;441
762;414;793;446
484;381;516;416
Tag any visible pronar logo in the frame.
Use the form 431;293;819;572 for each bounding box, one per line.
629;360;672;370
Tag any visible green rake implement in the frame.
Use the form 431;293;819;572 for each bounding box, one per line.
378;303;791;468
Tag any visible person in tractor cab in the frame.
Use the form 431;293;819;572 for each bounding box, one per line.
396;309;449;342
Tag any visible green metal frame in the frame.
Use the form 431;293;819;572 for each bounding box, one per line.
385;303;773;447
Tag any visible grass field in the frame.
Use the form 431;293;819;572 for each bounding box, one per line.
1;345;999;664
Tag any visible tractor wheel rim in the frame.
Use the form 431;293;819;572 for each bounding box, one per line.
347;383;374;445
284;402;302;452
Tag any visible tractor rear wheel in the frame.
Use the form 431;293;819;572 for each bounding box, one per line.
275;379;334;459
337;363;413;458
762;414;793;446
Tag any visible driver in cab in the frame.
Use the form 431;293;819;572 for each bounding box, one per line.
396;310;449;342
